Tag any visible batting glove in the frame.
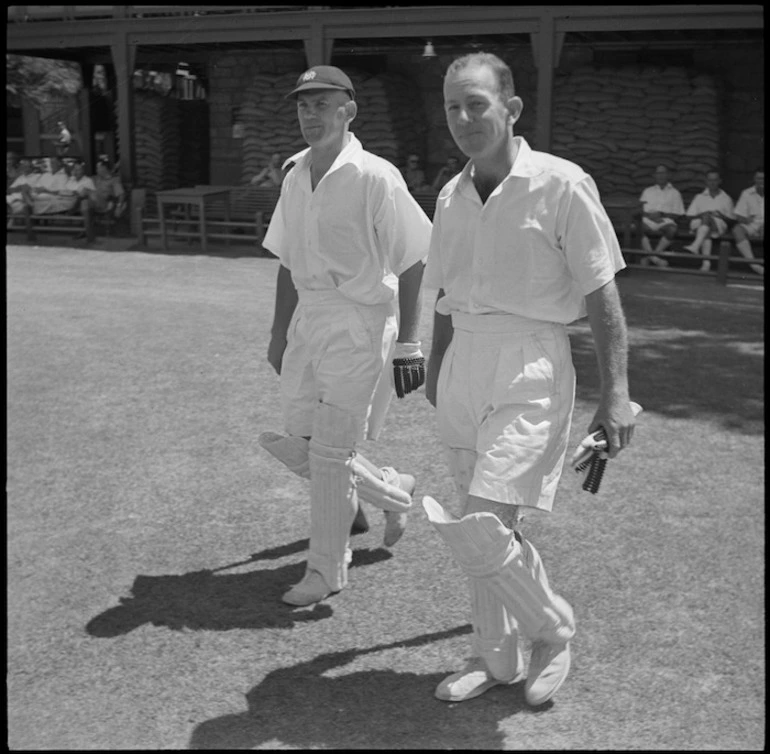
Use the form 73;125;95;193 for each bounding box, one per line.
392;341;425;399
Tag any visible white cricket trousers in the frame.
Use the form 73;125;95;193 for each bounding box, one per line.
280;289;398;439
436;311;576;512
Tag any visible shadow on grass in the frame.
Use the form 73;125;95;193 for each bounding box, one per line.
188;625;541;750
85;540;392;637
570;287;764;435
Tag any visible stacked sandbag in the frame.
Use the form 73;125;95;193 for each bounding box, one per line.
177;99;210;187
239;68;426;184
551;66;720;202
133;91;181;192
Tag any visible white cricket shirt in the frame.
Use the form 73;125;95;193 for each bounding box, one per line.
639;183;685;215
424;137;625;324
263;132;432;306
734;186;764;223
686;189;735;219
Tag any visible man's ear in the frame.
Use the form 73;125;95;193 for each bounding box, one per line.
344;99;358;124
506;96;523;125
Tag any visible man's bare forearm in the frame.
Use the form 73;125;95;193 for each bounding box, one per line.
585;279;629;400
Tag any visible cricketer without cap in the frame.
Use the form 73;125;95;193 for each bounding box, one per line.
259;65;432;607
422;52;637;706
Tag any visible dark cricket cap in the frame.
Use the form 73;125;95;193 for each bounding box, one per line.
285;65;356;99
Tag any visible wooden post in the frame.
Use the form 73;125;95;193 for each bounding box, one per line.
530;10;564;153
77;62;94;172
304;22;333;68
110;33;137;189
22;98;41;155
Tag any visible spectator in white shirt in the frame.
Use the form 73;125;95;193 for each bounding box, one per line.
732;167;764;276
684;169;735;272
638;165;684;268
6;158;38;219
30;156;72;214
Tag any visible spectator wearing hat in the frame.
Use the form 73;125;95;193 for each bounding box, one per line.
259;64;432;607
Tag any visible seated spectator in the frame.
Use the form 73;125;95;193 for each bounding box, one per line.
7;151;20;188
684;169;735;273
6;158;39;223
251;153;284;187
29;156;71;214
638;165;684;268
31;157;95;241
431;155;461;193
403;154;432;193
92;157;127;221
732;166;764;276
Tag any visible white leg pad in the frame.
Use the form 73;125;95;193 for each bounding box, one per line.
445;447;477;505
306;404;359;592
470;577;522;682
423;496;575;644
258;431;310;479
259;429;412;513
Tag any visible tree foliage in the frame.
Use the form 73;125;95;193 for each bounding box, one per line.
6;54;82;109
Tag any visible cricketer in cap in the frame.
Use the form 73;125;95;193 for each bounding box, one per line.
258;65;432;608
286;65;356;100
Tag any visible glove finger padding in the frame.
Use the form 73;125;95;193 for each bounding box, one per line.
393;357;425;398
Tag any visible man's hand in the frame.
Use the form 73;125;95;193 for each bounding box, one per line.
392;341;425;398
267;334;287;375
587;397;638;459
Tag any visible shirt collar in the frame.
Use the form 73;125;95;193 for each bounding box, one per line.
284;132;364;178
447;136;543;199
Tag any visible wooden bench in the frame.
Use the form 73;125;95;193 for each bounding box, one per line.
605;203;764;285
7;206;89;241
134;185;280;254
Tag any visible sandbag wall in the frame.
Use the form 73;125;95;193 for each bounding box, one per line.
238;69;426;184
551;65;720;200
131;91;181;192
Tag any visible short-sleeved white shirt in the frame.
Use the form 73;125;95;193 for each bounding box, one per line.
686;189;734;219
639;183;684;215
9;172;40;191
734;186;764;223
263;132;432;306
424;137;625;325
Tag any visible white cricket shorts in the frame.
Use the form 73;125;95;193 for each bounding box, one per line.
436;312;576;512
281;290;397;439
740;220;764;239
690;217;727;237
642;217;677;232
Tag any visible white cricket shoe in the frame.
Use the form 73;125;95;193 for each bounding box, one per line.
436;656;525;702
282;569;337;606
524;641;571;706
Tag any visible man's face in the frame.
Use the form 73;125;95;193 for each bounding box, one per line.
447;157;459;171
443;62;515;162
19;159;32;175
50;158;62;173
754;171;764;194
97;162;110;178
73;163;85;180
296;89;351;149
654;168;668;187
270;153;282;167
705;172;720;193
407;155;420;171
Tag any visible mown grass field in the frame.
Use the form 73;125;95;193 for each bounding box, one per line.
7;243;764;750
